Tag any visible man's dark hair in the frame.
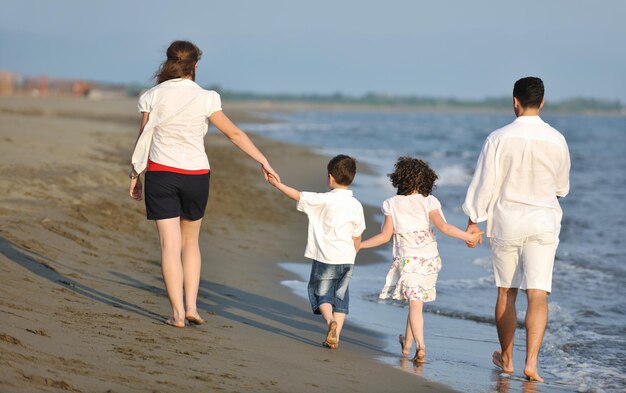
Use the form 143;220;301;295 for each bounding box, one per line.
513;77;544;108
327;154;357;186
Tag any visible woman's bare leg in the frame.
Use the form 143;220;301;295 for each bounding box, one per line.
156;217;184;327
181;218;203;321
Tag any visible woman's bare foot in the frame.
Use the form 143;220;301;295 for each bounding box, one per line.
398;335;411;357
412;348;426;364
164;317;185;328
492;350;514;374
524;363;544;382
185;311;205;325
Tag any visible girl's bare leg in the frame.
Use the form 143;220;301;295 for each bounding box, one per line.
400;316;413;356
181;218;203;322
408;300;426;362
156;217;185;327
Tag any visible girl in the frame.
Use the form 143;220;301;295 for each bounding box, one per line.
129;40;279;328
360;156;481;362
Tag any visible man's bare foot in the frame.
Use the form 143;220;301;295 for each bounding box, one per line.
398;335;411;357
325;321;338;346
524;366;544;383
164;317;185;328
492;350;514;374
412;348;426;364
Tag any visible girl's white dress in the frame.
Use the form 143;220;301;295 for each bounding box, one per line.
379;194;444;302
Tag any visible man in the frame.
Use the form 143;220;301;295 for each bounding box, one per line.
463;77;570;382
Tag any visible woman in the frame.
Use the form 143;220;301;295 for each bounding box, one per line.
129;40;279;328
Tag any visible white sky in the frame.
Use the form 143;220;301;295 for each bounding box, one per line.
1;0;625;101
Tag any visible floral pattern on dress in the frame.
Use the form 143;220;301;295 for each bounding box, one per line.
394;228;436;250
379;255;442;302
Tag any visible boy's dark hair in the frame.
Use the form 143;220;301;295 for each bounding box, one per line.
388;156;437;196
327;154;357;186
513;77;544;108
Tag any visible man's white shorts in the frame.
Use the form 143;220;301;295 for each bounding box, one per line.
489;233;558;293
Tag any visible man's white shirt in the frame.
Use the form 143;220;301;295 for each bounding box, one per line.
463;116;570;240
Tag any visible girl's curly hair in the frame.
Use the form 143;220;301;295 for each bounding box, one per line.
388;156;438;196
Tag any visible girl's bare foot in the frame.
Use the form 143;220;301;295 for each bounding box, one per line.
492;350;514;374
412;348;426;364
398;335;411;357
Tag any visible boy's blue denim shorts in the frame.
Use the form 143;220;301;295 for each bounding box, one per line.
307;260;353;315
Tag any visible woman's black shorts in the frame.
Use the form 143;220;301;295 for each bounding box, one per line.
144;171;210;221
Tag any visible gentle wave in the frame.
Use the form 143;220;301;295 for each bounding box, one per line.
435;164;473;186
269;111;626;392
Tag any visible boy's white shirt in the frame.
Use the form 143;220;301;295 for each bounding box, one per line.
297;188;366;265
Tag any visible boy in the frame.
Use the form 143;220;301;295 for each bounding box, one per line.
268;154;366;349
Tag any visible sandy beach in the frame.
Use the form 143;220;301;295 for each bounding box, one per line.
0;96;454;392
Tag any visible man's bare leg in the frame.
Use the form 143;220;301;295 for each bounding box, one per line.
494;287;518;374
524;289;548;382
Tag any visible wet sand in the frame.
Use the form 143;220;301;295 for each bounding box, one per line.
0;96;454;392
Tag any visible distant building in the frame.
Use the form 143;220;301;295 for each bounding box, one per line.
72;81;95;97
0;71;129;98
0;71;15;96
24;75;49;96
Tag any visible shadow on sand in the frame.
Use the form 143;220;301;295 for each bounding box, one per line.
1;235;387;354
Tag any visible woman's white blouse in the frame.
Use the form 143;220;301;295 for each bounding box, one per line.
138;78;222;170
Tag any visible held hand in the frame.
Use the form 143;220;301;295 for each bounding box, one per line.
465;221;483;248
267;173;280;187
130;177;143;201
466;231;484;247
261;163;281;183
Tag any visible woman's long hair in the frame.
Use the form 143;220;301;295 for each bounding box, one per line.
154;40;202;84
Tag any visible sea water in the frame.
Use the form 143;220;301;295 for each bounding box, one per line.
242;110;626;393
